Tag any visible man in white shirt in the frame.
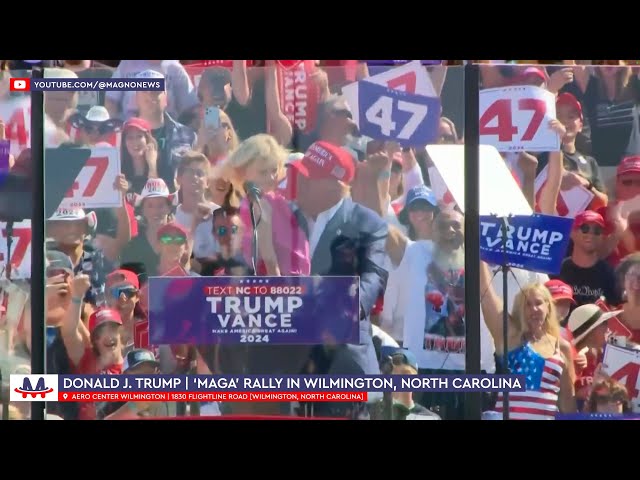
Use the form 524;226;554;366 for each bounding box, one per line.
173;151;218;235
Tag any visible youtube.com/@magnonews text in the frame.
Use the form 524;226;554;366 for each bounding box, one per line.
9;78;165;92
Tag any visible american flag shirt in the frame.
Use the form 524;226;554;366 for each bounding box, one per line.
495;341;564;420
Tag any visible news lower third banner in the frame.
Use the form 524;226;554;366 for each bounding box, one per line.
555;413;640;420
10;78;165;92
148;276;360;345
479;214;573;275
10;374;525;403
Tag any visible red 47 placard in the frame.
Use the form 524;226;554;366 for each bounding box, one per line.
479;86;561;152
360;60;436;96
603;343;640;407
0;98;30;156
0;220;32;279
58;146;122;210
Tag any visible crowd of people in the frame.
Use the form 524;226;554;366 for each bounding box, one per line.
0;59;639;420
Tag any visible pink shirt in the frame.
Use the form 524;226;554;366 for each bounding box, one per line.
240;191;310;276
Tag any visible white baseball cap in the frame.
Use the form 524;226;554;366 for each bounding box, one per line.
133;178;177;207
48;207;97;229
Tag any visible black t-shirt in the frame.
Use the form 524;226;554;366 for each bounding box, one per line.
152;127;174;192
199;255;252;276
225;79;267;141
46;327;79;420
120;227;160;278
290;128;318;153
129;175;149;196
553;258;621;306
537;149;605;192
563;76;640;167
92;208;118;238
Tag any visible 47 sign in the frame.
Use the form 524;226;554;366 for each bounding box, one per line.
479;86;561;152
603;343;640;410
357;80;440;146
58;146;122;210
0;221;32;279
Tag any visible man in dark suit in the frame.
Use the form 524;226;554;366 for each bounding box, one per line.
289;142;389;417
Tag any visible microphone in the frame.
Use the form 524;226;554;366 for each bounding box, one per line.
244;181;262;203
243;181;261;276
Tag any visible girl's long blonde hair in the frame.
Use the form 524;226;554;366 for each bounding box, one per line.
510;283;561;339
215;133;289;196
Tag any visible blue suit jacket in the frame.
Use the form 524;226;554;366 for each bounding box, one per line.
294;197;389;375
207;198;388;377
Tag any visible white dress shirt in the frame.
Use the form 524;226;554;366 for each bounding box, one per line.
306;198;345;258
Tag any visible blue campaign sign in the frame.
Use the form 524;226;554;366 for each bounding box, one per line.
0;140;9;187
357;80;440;146
479;214;573;275
148;276;360;345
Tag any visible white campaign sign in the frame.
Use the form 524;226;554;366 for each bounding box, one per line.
426;144;533;216
479;86;561;152
0;220;32;279
534;165;594;218
342;60;437;130
58;146;122;210
603;343;640;412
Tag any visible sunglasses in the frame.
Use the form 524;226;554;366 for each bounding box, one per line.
46;267;72;278
216;225;238;237
332;108;353;119
388;353;411;366
159;235;187;245
82;123;112;135
438;134;458;144
621;178;640;187
579;224;603;235
408;200;435;212
110;286;138;299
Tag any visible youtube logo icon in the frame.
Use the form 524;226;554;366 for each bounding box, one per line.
9;78;30;91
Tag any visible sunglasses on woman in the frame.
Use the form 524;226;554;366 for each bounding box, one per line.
110;285;138;299
159;234;187;245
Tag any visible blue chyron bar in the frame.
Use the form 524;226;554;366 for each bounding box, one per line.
556;413;640;420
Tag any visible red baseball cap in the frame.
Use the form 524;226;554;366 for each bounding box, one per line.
124;117;151;133
290;141;356;184
544;279;576;305
556;93;583;121
573;210;605;229
517;67;546;84
106;269;140;290
88;308;123;333
157;222;189;240
617;155;640;177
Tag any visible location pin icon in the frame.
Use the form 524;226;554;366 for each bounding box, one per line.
62;393;68;400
